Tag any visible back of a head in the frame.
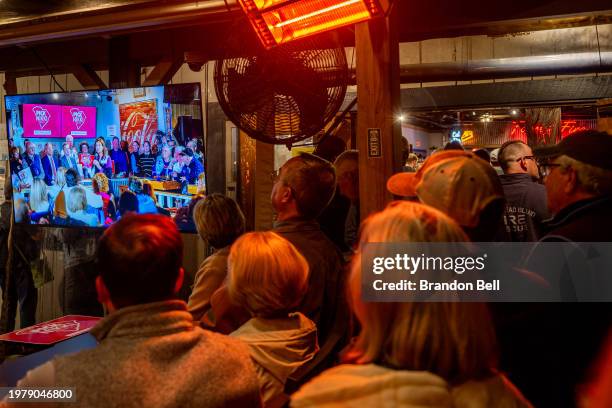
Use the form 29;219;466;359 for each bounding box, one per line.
65;168;80;187
129;177;144;195
345;201;497;384
283;153;337;219
498;141;527;173
97;214;183;308
68;187;87;213
119;191;139;216
444;141;464;151
414;153;505;232
471;148;491;164
193;193;245;248
228;231;309;318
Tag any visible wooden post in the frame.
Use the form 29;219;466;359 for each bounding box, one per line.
355;8;401;220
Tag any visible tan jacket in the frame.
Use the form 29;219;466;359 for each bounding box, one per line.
187;246;230;320
11;300;262;408
291;364;532;408
232;312;319;408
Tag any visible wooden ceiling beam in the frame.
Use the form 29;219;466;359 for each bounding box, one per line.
142;57;184;86
71;64;107;89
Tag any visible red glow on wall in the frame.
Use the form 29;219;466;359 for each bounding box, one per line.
239;0;391;48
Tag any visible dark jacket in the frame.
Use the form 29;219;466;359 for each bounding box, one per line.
41;154;60;186
110;149;129;174
187;157;205;184
498;173;549;241
542;195;612;242
22;153;43;178
273;219;345;343
496;196;612;407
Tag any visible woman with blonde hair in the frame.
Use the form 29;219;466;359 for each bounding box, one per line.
29;178;50;214
66;187;98;227
187;193;245;320
229;231;318;408
291;201;531;408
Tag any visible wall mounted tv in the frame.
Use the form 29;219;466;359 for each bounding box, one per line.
5;83;206;232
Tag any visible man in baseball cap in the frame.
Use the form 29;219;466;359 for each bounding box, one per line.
534;130;612;242
387;150;505;241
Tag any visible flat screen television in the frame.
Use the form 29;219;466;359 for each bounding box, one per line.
5;83;206;232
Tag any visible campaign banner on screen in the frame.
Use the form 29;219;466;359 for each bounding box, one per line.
22;104;62;138
61;105;97;138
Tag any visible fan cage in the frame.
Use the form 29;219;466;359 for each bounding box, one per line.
214;45;348;145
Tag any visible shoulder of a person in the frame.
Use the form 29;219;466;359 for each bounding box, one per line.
197;327;253;361
15;360;56;387
451;374;532;408
292;364;449;406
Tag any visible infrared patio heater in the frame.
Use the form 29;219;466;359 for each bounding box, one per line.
214;0;391;146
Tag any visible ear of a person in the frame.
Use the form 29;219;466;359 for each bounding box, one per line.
564;168;578;194
173;268;185;295
96;276;111;305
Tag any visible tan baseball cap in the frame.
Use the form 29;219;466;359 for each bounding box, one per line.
387;151;504;228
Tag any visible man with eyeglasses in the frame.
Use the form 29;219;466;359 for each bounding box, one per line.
497;140;549;241
535;130;612;241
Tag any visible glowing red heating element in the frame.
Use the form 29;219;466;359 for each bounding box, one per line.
239;0;391;48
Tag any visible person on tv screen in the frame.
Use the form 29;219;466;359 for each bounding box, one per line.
41;143;60;186
62;135;79;161
179;148;205;184
129;140;140;176
92;173;116;224
154;145;174;179
22;141;43;179
79;142;94;179
129;177;157;215
60;142;80;174
29;178;50;216
110;137;129;176
138;141;155;178
93;137;113;179
67;187;98;227
9;147;24;175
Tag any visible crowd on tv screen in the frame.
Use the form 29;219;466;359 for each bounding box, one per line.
8;131;206;227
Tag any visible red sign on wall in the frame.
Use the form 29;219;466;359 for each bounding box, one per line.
119;99;158;146
0;315;101;345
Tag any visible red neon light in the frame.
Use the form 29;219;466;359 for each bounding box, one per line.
239;0;390;48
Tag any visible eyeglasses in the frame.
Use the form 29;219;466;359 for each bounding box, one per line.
539;162;563;178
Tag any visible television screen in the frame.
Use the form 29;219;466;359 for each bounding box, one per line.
5;83;206;232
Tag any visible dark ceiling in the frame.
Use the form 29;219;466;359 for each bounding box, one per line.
0;0;609;86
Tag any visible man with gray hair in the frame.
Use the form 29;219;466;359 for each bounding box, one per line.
536;130;612;241
497;140;549;241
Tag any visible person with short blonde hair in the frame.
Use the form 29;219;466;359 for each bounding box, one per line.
29;178;50;214
187;194;246;320
228;232;309;317
67;187;98;226
292;201;531;408
229;232;317;407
